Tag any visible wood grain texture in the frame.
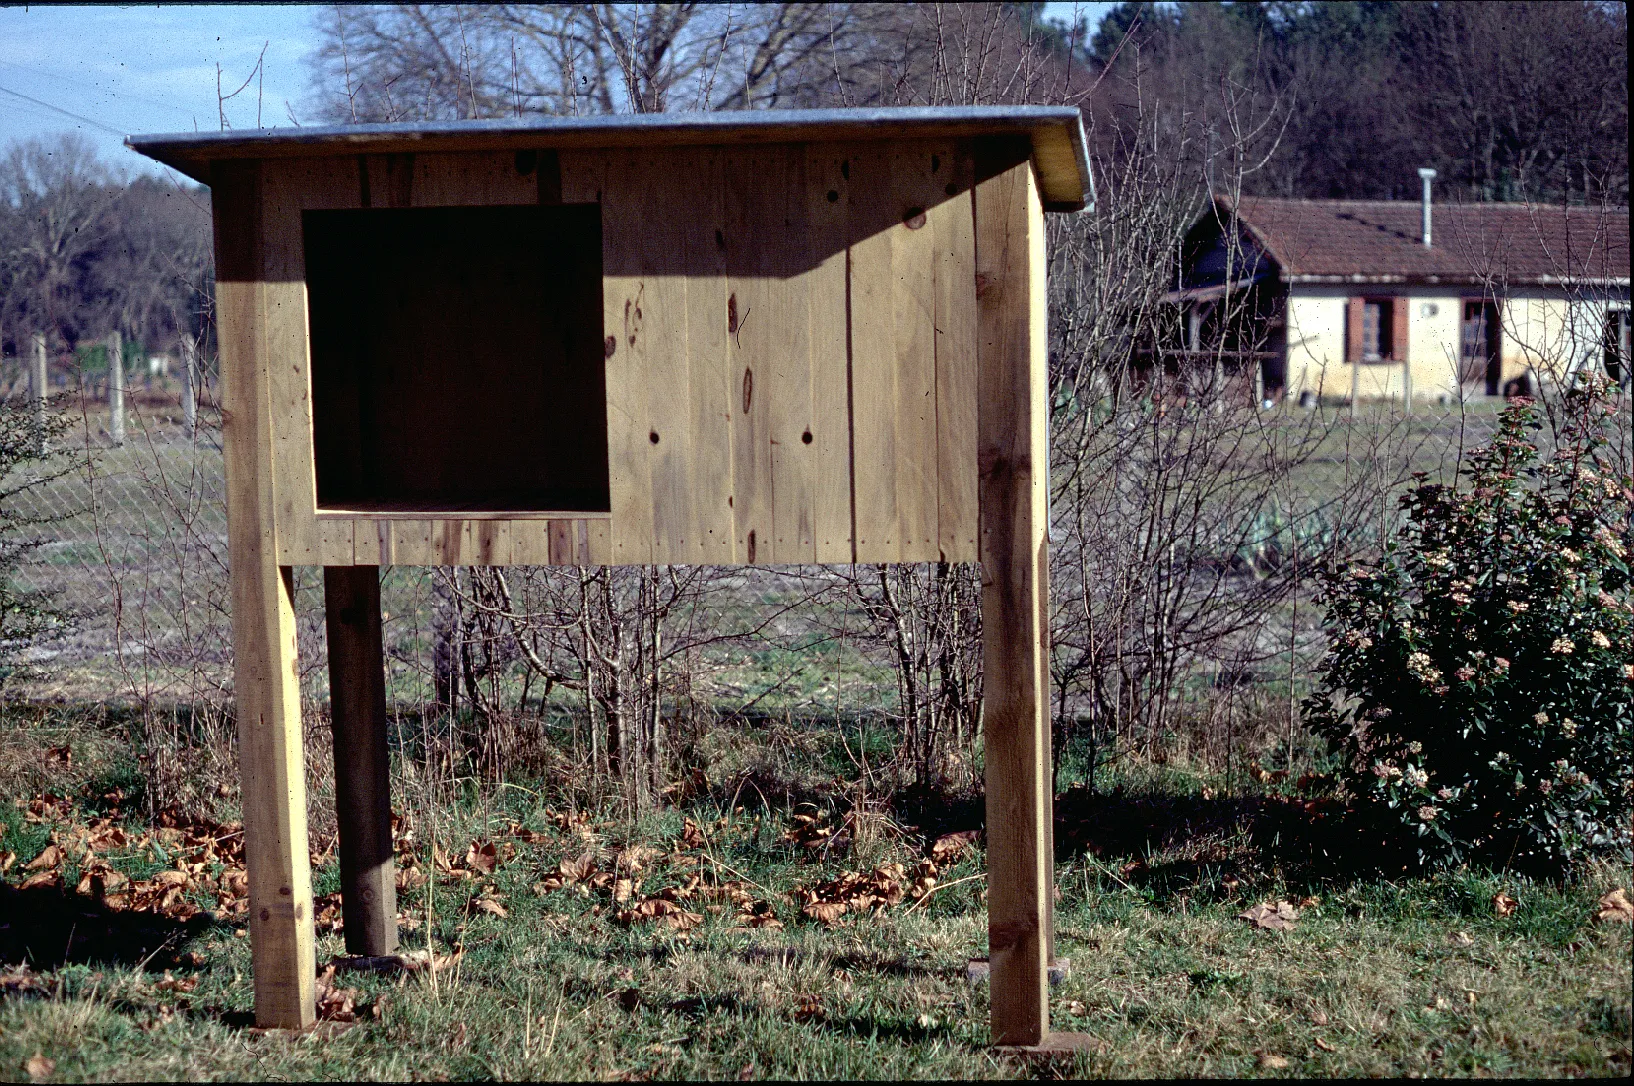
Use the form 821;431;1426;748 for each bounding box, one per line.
582;149;655;564
411;151;537;206
323;566;398;957
845;146;900;563
678;153;737;565
974;157;1053;1047
932;146;980;562
261;157;360;566
890;145;944;560
212;159;317;1030
804;145;856;563
721;148;782;565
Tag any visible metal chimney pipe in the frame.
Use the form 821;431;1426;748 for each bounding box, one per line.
1418;168;1437;247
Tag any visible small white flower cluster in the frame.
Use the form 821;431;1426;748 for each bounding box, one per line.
1406;651;1442;684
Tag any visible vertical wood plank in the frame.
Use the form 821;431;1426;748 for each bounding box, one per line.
722;148;781;565
548;519;573;565
315;518;356;566
584;518;613;565
678;151;736;565
410;152;538;206
891;145;945;561
261;157;360;566
575;150;653;564
389;521;436;565
975;154;1053;1048
476;521;512;565
351;519;383;565
432;519;474;565
933;147;980;563
804;145;856;564
323;566;398;957
767;146;818;563
846;146;900;563
508;523;550;565
212;159;317;1031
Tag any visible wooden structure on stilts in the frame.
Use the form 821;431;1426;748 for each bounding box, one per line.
128;106;1091;1049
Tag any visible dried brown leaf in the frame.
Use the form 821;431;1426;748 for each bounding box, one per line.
1238;901;1299;931
25;1054;54;1081
1492;892;1517;918
23;844;62;872
929;830;978;862
802;901;848;925
1595;887;1633;924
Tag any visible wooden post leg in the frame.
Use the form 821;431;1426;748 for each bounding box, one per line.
232;564;317;1029
217;158;314;1029
976;150;1054;1047
323;566;398;957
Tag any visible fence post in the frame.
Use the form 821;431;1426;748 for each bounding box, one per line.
108;329;125;446
182;338;198;441
31;332;48;455
1402;359;1413;416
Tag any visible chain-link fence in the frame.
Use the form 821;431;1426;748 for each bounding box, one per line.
4;351;1516;736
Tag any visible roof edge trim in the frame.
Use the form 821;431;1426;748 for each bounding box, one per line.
127;106;1091;211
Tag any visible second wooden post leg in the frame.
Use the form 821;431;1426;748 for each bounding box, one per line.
976;152;1054;1047
324;565;398;957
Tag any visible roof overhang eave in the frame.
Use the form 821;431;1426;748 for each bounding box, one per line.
127;106;1093;212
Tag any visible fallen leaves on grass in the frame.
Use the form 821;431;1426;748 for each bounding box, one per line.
533;851;614;894
25;1054;54;1081
1449;930;1475;947
929;830;978;863
1257;1052;1289;1069
1594;888;1633;924
1238;901;1299;931
1313;1037;1335;1053
437;839;515;880
617;895;703;932
471;894;509;918
154;971;198;995
2;966;47;995
1492;892;1517;918
314;965;359;1022
796;863;911;924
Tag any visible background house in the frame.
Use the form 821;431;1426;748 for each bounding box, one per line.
1168;196;1631;404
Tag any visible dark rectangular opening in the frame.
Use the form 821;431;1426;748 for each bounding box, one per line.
304;204;609;513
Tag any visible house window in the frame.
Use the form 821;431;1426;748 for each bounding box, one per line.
1605;308;1631;386
1361;299;1393;361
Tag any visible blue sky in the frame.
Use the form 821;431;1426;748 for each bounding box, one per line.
0;2;1114;177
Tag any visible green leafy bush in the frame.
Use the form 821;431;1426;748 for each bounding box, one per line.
1304;391;1633;875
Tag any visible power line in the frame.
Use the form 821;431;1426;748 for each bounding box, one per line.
0;84;127;137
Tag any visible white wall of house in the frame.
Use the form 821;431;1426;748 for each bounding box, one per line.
1502;290;1626;385
1281;285;1628;403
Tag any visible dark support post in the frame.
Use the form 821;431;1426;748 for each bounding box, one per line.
323;565;398;956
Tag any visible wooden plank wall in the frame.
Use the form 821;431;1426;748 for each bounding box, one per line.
261;140;983;567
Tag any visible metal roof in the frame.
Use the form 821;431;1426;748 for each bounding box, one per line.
127;105;1092;212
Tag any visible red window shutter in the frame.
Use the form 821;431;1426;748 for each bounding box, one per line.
1392;299;1410;362
1346;297;1364;363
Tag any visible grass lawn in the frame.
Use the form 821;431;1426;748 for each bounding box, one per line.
1;706;1629;1081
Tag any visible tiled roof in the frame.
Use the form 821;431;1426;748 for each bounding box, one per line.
1229;197;1630;285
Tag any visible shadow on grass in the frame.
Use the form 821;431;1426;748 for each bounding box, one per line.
0;881;211;973
1049;784;1422;901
